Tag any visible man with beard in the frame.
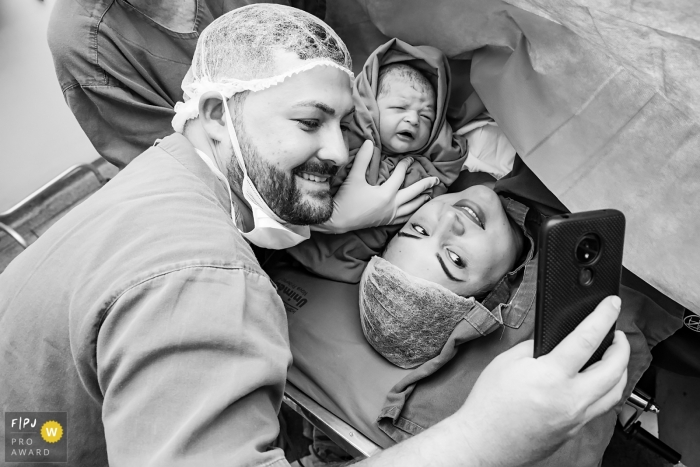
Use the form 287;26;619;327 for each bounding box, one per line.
0;5;630;467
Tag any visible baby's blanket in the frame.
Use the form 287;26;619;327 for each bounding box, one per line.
287;38;469;283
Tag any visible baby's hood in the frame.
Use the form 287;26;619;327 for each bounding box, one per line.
347;38;467;188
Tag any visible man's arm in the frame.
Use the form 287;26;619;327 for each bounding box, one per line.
357;295;630;467
96;266;292;466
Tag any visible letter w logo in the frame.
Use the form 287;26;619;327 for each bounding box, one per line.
46;428;57;437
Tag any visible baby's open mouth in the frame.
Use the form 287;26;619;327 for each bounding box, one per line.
396;131;414;140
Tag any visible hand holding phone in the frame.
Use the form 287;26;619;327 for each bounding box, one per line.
534;209;625;369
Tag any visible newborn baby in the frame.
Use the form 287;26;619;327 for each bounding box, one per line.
376;63;437;157
359;185;535;369
331;37;468;197
287;38;470;284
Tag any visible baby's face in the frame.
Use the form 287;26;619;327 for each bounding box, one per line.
377;79;436;154
383;186;523;297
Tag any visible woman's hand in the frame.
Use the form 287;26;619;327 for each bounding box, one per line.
312;140;439;234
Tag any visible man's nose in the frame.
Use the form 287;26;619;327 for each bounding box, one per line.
316;125;349;166
436;209;465;237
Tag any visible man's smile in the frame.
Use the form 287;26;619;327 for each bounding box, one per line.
296;172;330;183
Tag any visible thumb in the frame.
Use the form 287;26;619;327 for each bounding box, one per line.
347;140;374;182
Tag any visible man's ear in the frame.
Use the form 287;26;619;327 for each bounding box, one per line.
198;91;228;142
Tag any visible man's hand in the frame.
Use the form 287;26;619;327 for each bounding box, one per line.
456;295;630;465
357;296;630;467
312;141;439;234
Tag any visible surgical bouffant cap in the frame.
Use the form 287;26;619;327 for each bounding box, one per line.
359;256;503;369
172;3;353;133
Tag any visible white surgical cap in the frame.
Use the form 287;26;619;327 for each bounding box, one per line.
359;256;504;369
172;3;354;133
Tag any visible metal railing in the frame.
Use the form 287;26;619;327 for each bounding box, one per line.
0;163;108;250
283;382;382;459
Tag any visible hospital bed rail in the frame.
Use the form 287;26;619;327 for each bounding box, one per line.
283;382;382;459
0;163;110;251
284;383;682;464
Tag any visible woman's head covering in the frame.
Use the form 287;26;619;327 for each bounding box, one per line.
359;256;503;369
172;4;353;133
359;197;537;369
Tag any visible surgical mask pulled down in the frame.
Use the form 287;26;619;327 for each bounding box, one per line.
193;94;311;250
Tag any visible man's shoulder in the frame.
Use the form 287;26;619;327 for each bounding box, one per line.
20;142;266;298
106;147;259;267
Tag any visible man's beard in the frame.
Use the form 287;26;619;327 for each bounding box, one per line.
228;130;337;226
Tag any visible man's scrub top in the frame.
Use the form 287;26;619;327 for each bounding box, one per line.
0;133;292;466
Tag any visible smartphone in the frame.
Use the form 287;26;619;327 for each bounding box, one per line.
534;209;625;368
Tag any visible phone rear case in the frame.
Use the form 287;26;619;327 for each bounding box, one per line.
534;209;625;367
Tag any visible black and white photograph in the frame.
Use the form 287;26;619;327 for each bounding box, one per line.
0;1;698;465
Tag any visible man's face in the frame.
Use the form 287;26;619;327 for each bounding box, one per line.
377;79;436;155
231;64;354;225
383;186;522;297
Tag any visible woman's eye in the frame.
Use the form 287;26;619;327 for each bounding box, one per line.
297;119;320;130
340;123;351;132
412;223;427;235
447;249;465;267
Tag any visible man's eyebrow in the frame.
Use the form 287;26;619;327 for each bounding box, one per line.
293;100;337;116
436;254;465;282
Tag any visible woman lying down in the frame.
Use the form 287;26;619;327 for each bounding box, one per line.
360;185;532;369
275;172;680;466
278;34;673;466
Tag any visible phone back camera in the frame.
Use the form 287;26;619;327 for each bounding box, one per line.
579;267;594;286
575;234;601;264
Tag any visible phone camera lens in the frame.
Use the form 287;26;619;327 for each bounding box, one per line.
575;234;601;264
579;267;594;286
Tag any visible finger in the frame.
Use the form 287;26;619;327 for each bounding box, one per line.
381;156;413;192
391;214;413;225
346;140;374;182
578;330;630;400
544;296;622;375
583;368;628;422
395;177;440;206
393;195;431;221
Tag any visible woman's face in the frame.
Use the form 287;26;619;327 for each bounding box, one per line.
383;185;523;297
